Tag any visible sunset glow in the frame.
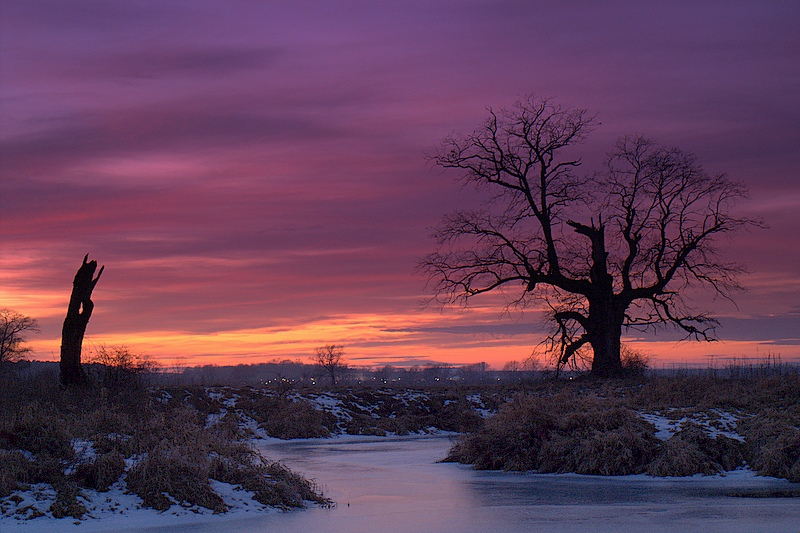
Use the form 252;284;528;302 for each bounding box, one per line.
1;1;798;369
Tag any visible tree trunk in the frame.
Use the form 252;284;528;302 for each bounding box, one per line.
588;315;623;377
586;286;624;377
60;255;103;387
580;220;624;378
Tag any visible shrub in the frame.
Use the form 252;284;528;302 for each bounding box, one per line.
209;455;331;509
620;345;650;377
126;445;227;513
738;409;800;482
49;481;87;519
8;402;74;460
87;345;157;395
71;451;125;491
249;397;336;439
0;451;31;497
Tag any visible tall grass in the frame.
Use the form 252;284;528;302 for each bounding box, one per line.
446;375;800;481
445;394;660;475
0;370;330;520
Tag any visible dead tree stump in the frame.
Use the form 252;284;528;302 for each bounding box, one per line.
60;254;104;387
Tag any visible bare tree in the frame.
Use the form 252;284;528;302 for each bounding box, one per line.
312;344;346;385
0;309;40;364
421;96;760;377
60;254;104;386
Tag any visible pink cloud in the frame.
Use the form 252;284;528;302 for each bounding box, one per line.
2;1;798;366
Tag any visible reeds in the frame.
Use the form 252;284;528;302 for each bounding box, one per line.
445;395;660;475
0;372;330;519
446;375;798;481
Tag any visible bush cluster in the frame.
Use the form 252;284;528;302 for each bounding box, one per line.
446;376;800;481
338;389;485;436
738;408;800;482
446;395;660;475
231;387;493;438
236;391;337;439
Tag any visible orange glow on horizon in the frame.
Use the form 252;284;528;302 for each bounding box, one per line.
24;312;799;370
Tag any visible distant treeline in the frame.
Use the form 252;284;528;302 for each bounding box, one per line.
165;360;538;386
8;360;538;386
6;356;798;388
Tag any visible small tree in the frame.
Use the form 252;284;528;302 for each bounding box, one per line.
422;96;760;377
312;344;346;385
0;309;40;364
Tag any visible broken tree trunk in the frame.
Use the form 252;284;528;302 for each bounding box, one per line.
60;254;104;387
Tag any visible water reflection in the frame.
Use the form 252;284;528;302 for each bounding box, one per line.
131;434;800;533
253;435;800;533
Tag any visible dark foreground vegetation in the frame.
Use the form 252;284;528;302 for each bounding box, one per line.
3;365;799;521
444;375;800;485
0;370;330;520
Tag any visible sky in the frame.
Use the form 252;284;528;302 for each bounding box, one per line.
1;1;798;369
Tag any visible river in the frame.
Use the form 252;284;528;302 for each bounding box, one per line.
11;434;800;532
247;434;800;533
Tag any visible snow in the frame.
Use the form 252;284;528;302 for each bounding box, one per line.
0;477;284;532
638;409;745;441
222;395;239;408
71;439;97;462
6;435;796;532
235;413;270;439
3;393;795;532
465;393;494;418
203;409;227;429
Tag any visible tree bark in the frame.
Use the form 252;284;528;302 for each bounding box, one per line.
60;255;103;387
588;312;623;377
572;220;625;377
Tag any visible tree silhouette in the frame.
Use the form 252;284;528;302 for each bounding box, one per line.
0;309;40;364
421;96;760;377
312;344;346;385
60;255;104;386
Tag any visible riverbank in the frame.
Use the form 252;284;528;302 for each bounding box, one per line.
6;434;800;532
2;374;799;530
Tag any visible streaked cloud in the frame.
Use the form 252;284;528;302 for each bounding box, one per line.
2;1;798;367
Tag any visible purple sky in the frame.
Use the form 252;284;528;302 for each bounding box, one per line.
1;1;798;368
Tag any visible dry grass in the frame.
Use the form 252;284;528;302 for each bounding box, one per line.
646;422;744;476
446;375;799;481
5;370;799;518
341;390;485;436
231;387;489;438
0;371;330;519
236;391;337;439
70;451;125;492
738;408;800;482
211;457;329;509
259;400;336;439
126;445;228;512
446;395;660;475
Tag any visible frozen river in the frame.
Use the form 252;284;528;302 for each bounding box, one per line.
10;434;800;532
249;434;800;533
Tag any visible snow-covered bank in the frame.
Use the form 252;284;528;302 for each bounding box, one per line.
1;481;280;532
4;434;800;532
4;378;800;531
